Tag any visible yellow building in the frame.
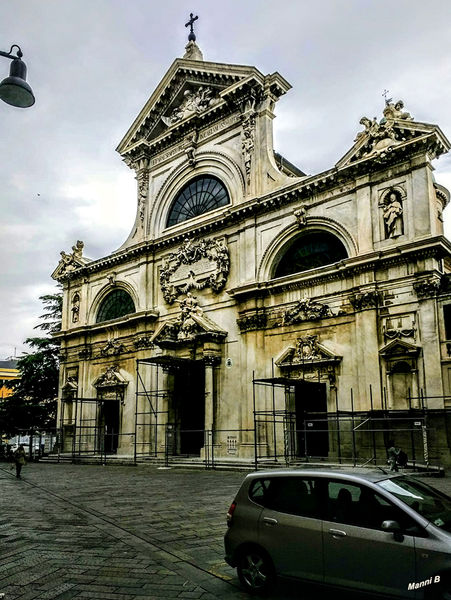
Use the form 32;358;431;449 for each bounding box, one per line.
0;359;20;399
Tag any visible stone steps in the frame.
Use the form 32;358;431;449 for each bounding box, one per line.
38;453;445;475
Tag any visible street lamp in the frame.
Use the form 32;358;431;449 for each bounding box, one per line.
0;45;34;108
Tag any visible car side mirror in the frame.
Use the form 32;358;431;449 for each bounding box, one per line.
381;520;404;542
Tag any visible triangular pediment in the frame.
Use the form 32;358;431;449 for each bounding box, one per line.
52;240;90;281
116;58;290;156
151;306;227;348
336;118;450;169
93;365;128;388
379;339;421;357
276;335;342;368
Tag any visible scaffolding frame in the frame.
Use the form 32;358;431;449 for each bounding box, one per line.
252;373;451;469
58;387;127;463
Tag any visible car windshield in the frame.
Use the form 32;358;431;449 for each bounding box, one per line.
377;476;451;532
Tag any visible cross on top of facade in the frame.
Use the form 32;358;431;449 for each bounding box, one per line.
185;13;199;41
382;89;392;106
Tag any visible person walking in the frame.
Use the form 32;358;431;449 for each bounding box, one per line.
13;444;26;479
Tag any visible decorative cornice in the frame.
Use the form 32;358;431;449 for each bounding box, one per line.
59;130;449;281
54;309;159;341
237;310;267;332
349;290;383;311
413;274;442;299
228;237;451;301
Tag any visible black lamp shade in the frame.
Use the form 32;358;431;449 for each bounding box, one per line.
0;57;35;108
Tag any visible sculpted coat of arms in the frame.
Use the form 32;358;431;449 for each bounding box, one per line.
160;237;230;304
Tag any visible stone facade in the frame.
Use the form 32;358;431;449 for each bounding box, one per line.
53;38;451;465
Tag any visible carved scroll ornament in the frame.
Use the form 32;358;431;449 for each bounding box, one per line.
282;297;334;326
160;237;229;304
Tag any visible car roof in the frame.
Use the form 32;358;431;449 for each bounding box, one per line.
244;467;402;484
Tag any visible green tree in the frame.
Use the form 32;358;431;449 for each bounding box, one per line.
0;290;62;436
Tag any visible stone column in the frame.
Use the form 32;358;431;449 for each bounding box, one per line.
204;361;215;432
411;369;420;409
386;371;393;410
203;356;220;464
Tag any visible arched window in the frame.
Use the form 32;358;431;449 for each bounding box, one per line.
96;289;135;323
166;175;229;227
274;231;348;278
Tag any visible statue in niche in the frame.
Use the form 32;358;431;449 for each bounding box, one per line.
383;190;404;238
71;292;80;323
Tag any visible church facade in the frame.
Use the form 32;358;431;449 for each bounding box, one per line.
53;32;451;466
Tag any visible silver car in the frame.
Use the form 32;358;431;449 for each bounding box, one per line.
224;468;451;597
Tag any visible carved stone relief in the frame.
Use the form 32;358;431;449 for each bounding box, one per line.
294;335;323;361
349;290;382;311
413;278;441;298
137;169;149;225
241;111;256;185
160;237;229;304
281;297;334;326
294;205;308;227
183;132;198;167
53;240;85;279
100;339;126;357
94;365;127;389
237;311;267;333
79;345;92;360
161;86;218;127
134;336;154;350
383;314;416;341
152;293;227;347
353;99;414;161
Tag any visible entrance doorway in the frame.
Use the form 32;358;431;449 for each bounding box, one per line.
295;381;329;457
172;361;205;455
99;398;120;454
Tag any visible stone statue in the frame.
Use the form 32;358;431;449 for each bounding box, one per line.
178;292;203;318
71;293;80;323
71;240;84;259
383;191;403;238
294;205;308;227
383;100;412;122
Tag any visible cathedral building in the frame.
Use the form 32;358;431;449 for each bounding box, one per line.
53;22;451;466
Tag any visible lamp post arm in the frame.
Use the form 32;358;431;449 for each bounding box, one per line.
0;45;23;61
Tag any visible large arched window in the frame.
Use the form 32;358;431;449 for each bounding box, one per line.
96;289;135;323
166;175;229;227
274;231;348;278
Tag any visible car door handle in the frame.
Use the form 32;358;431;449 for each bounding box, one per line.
329;528;347;538
263;517;278;526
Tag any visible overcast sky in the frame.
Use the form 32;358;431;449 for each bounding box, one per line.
1;0;451;358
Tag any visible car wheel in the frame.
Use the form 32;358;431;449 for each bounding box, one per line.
237;546;275;594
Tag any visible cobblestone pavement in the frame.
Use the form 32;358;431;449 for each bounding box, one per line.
1;463;451;600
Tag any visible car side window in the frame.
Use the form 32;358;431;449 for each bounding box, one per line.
257;477;320;518
249;479;271;505
326;480;419;533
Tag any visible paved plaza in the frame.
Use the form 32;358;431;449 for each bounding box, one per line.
1;463;451;600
